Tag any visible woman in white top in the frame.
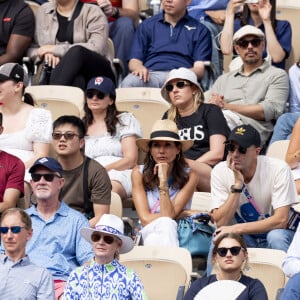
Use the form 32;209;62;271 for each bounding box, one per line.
83;76;142;201
0;63;52;202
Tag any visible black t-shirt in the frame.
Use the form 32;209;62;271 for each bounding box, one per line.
163;103;230;160
183;274;268;300
0;0;34;55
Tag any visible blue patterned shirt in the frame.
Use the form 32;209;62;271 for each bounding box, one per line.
63;259;148;300
25;201;94;281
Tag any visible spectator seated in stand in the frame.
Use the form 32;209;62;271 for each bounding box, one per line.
52;115;112;228
25;157;94;300
131;119;199;247
220;0;291;70
0;208;54;299
120;0;212;88
0;0;35;66
0;113;25;213
211;125;298;253
27;0;115;89
0;63;52;205
161;67;230;192
206;25;289;148
83;76;142;201
184;233;268;300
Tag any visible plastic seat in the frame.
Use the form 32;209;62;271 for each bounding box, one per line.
191;192;212;211
110;192;123;218
25;85;85;120
120;245;193;300
266;140;290;161
116;87;170;138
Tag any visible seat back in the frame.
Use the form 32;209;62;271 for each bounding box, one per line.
266;140;290;161
116;87;170;138
191;192;212;211
245;248;287;300
25;85;85;120
120;245;192;300
110;192;123;218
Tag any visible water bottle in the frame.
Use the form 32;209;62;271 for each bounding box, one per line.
150;0;160;15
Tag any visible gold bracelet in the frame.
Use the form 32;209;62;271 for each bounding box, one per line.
159;186;168;192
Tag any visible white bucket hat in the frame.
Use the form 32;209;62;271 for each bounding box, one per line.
136;119;193;153
80;214;134;254
161;67;202;102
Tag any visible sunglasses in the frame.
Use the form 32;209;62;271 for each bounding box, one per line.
0;226;25;234
225;143;248;155
91;233;116;244
86;90;106;99
52;132;80;141
31;173;61;182
236;38;262;49
165;81;191;92
216;246;244;257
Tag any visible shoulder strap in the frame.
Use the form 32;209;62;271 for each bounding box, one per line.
65;1;83;44
83;157;92;214
242;183;263;215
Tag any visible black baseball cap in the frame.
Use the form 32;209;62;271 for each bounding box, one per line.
225;124;261;148
0;63;29;87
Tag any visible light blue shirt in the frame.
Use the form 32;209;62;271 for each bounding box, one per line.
0;255;55;299
25;201;94;281
187;0;229;20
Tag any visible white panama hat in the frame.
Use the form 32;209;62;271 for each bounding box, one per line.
80;214;134;254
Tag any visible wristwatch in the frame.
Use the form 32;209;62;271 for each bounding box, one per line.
230;185;243;193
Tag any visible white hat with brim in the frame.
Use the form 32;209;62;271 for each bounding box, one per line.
80;214;134;254
161;68;202;102
136;119;193;153
233;25;265;43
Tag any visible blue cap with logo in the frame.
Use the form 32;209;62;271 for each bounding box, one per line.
86;76;116;98
29;157;63;177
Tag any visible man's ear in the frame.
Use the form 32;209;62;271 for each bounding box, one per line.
233;43;240;56
0;125;3;134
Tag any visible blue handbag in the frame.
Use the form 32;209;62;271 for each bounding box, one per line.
177;213;215;256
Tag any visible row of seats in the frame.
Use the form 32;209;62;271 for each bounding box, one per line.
119;244;287;300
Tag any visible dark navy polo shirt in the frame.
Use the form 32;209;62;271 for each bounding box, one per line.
129;11;212;71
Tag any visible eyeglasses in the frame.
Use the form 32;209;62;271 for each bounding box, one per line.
216;246;244;257
236;38;262;49
31;173;61;182
86;90;106;99
0;226;25;234
91;233;116;244
52;132;80;140
165;81;191;92
225;143;248;155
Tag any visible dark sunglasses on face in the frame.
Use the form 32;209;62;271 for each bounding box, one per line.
225;143;248;155
165;80;191;92
91;233;116;244
216;246;244;257
52;132;79;141
86;90;106;99
31;173;61;182
236;38;262;49
0;226;25;234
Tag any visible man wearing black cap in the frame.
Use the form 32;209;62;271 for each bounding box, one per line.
211;124;298;252
26;157;94;299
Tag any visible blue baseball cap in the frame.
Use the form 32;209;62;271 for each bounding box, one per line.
86;76;116;98
29;157;63;177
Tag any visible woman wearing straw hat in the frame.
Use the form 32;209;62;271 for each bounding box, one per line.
132;119;199;247
161;67;230;192
63;214;147;299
